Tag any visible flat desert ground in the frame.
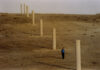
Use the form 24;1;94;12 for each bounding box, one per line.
0;13;100;70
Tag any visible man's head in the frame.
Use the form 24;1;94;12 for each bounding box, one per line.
62;47;64;49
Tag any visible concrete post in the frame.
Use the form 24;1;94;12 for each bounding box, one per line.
40;19;43;37
20;4;22;15
24;3;26;14
32;11;35;24
26;5;29;17
53;28;56;50
76;40;81;70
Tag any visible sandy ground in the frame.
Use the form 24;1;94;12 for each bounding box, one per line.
0;13;100;70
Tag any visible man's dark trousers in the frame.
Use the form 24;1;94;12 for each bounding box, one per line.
62;53;64;59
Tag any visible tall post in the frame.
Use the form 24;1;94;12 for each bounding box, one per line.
20;4;22;15
53;28;56;50
24;3;26;14
26;5;29;17
40;19;43;37
32;10;35;24
76;40;81;70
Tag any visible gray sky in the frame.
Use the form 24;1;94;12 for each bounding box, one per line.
0;0;100;14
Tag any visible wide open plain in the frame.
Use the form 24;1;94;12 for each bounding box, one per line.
0;13;100;70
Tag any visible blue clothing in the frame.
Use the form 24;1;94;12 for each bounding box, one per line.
61;49;64;53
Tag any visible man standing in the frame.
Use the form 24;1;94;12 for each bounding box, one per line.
61;47;65;59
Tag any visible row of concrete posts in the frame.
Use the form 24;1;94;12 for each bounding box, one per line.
20;3;81;70
20;3;29;17
20;3;35;24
